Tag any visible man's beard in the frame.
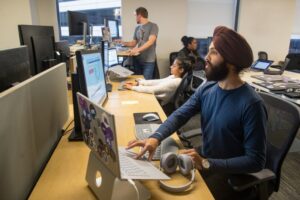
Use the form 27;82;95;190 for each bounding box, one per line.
205;60;229;81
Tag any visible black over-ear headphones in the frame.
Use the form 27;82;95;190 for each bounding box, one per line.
159;152;195;193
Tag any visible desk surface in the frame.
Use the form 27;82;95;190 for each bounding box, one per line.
241;70;300;105
29;76;214;200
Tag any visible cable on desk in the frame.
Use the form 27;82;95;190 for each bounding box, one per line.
61;119;74;134
63;127;74;136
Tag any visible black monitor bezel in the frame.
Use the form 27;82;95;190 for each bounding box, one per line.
106;19;119;39
75;49;107;105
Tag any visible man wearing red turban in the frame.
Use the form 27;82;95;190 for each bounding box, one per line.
127;26;267;199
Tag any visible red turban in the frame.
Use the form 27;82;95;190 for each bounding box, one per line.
212;26;253;69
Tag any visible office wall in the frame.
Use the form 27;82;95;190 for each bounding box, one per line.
187;0;236;38
121;0;187;78
0;0;59;50
238;0;296;62
35;0;60;41
0;0;33;49
293;0;300;34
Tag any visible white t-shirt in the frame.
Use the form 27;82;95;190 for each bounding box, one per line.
132;75;182;105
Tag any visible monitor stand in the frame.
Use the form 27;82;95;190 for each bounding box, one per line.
68;129;83;141
69;73;83;141
86;151;151;200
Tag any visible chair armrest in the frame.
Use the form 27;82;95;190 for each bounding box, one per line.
180;128;202;139
228;169;276;191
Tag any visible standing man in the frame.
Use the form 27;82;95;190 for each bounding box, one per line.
121;7;158;80
127;26;267;199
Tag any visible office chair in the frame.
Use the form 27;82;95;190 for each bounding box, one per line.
162;71;203;149
258;51;268;60
55;40;71;75
162;71;193;116
285;53;300;72
169;52;179;66
228;92;300;200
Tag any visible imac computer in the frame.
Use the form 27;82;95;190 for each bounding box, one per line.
18;25;56;75
0;46;31;92
76;50;107;105
107;19;119;39
68;11;90;45
69;50;107;141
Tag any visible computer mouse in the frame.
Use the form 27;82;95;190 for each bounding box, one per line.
142;113;160;122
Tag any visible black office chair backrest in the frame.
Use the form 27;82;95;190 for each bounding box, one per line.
161;71;193;116
169;52;179;66
285;53;300;71
55;40;70;57
174;71;193;109
258;51;268;60
259;92;300;191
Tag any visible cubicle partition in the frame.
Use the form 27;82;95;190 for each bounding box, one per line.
0;63;69;200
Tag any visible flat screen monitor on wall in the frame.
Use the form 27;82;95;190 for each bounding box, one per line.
0;46;31;93
18;25;56;75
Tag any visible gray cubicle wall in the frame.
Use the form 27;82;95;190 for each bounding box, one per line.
0;63;69;200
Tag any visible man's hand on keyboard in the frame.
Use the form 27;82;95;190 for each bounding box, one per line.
126;138;159;161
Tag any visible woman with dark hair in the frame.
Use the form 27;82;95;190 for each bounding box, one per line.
178;36;205;70
124;56;193;105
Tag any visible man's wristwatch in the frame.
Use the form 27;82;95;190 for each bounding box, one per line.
202;159;210;169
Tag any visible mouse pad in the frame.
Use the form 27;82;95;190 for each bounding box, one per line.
133;112;162;124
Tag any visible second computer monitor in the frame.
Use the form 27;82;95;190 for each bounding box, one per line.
108;48;118;67
107;19;119;38
76;50;107;105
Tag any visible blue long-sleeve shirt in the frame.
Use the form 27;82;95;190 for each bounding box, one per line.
150;82;267;174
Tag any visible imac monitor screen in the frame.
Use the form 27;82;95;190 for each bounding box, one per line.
107;19;119;38
108;48;118;67
76;50;107;105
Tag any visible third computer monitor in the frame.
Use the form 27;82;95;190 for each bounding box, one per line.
76;50;107;105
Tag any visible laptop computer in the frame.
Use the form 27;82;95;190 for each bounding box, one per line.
250;59;273;71
108;48;134;79
76;92;170;180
